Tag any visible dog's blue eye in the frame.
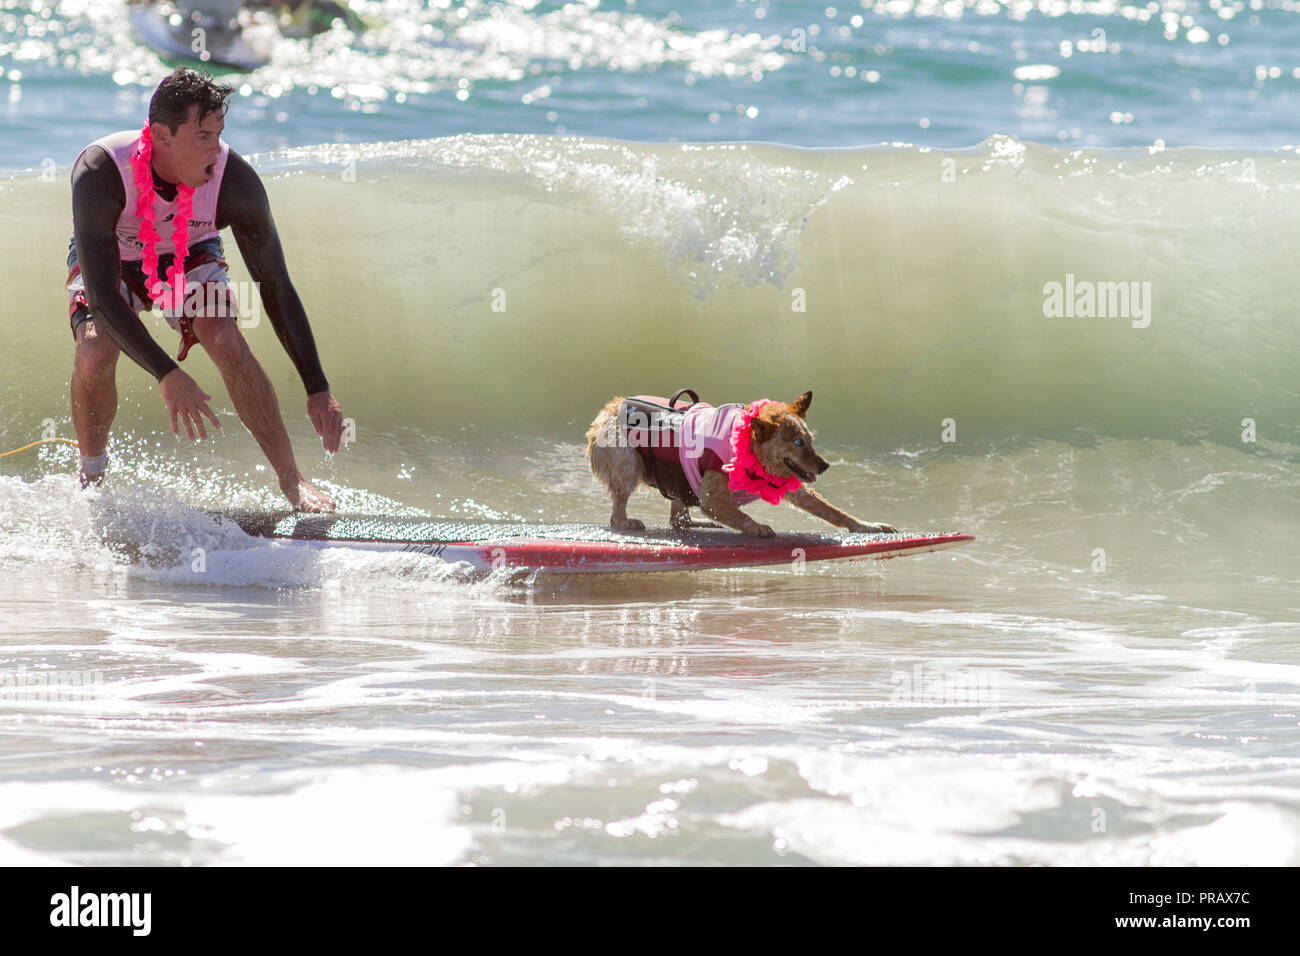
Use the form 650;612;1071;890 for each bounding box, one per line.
794;438;804;447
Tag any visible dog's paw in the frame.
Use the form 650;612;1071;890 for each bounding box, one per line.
612;517;646;532
848;521;897;534
744;522;777;538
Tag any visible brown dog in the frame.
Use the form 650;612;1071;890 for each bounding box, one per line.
586;390;897;538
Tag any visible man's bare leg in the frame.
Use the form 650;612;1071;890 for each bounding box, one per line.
192;315;335;512
70;320;120;485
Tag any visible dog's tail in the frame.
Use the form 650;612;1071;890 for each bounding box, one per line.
585;396;626;465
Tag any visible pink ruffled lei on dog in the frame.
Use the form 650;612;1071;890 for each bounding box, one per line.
723;399;803;505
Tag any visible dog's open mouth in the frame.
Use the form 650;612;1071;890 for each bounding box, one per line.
784;458;815;483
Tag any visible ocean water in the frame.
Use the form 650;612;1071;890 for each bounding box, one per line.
0;1;1298;866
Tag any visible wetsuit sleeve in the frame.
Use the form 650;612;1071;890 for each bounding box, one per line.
71;147;180;382
217;151;330;396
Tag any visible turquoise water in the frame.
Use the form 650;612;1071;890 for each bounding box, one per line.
6;0;1300;172
0;2;1298;867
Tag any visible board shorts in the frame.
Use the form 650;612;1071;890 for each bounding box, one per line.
65;236;239;357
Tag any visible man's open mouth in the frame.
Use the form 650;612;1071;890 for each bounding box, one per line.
784;458;815;482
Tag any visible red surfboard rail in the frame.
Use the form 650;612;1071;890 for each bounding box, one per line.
210;511;974;573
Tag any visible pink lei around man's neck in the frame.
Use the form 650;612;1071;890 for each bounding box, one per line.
130;121;195;312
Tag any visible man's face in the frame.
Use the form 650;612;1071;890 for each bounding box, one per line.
153;103;224;189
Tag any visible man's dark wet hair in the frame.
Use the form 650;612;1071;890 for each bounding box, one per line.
148;68;234;134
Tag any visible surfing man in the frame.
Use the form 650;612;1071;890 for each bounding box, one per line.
66;68;343;510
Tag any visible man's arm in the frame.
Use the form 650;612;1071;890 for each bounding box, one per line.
217;151;330;397
71;147;179;381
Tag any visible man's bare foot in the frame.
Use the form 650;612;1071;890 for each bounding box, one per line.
281;476;335;512
78;471;105;489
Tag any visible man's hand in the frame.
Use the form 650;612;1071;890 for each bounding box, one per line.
160;368;221;440
307;391;344;454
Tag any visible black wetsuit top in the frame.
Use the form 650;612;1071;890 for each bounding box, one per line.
70;145;330;396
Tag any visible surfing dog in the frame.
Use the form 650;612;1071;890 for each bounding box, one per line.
586;390;897;537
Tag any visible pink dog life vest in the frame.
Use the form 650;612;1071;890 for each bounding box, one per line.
72;129;229;262
622;397;758;507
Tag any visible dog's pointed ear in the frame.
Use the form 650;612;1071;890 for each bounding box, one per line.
750;416;776;442
790;391;812;419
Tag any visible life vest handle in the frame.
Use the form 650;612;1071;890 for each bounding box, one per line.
667;388;699;409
